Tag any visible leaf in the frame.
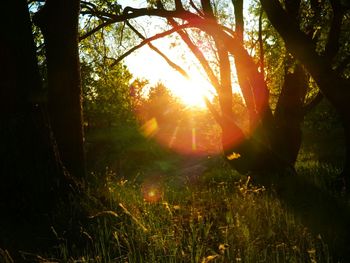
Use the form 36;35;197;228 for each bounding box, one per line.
226;152;241;160
201;254;219;263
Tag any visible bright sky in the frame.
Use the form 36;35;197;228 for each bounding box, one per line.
117;0;251;108
125;40;217;107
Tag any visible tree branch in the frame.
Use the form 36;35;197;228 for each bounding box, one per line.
285;0;301;19
260;0;328;83
325;0;343;63
189;0;204;16
258;7;265;77
79;19;115;41
214;36;234;120
232;0;244;42
260;0;350;111
79;6;201;41
175;0;184;11
231;0;259;129
200;0;215;19
110;23;191;67
126;21;189;79
166;16;221;91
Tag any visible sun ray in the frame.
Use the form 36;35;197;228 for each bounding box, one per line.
192;127;197;151
169;126;179;148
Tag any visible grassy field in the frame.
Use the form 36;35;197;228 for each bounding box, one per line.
41;157;335;263
4;123;343;262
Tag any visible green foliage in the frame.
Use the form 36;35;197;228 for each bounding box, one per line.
300;99;345;167
81;60;133;128
245;2;288;108
43;161;332;262
139;82;184;123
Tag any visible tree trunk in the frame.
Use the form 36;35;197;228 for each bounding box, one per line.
260;0;350;191
0;0;73;254
273;64;308;165
0;0;55;212
34;0;86;179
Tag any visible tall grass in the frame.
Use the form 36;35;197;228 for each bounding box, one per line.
48;160;332;263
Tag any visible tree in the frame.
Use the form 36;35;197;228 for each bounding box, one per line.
260;0;350;189
81;61;133;129
34;0;86;179
0;0;87;255
79;0;350;260
87;0;314;174
0;0;79;254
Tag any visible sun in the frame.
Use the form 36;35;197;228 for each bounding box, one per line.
165;72;215;108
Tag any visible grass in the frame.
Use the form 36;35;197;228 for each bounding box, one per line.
44;159;332;263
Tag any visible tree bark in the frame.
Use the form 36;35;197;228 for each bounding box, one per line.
0;0;75;255
274;64;308;165
260;0;350;190
0;0;56;211
35;0;86;179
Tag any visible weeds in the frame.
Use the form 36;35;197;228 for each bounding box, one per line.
47;162;331;263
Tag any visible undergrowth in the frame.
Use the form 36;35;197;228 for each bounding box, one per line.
43;161;332;263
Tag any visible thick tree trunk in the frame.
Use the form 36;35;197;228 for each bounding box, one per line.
35;0;86;179
0;0;55;211
0;0;75;255
260;0;350;191
273;64;308;165
0;2;87;258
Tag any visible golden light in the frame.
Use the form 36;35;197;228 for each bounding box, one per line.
226;152;241;160
141;179;163;203
148;190;156;197
140;117;159;137
165;72;215;108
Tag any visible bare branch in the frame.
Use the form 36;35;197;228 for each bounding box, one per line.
258;7;265;77
232;0;244;42
81;1;98;13
175;0;184;11
79;19;114;41
110;23;191;67
200;0;215;19
165;16;221;91
189;0;204;16
80;3;117;21
122;6;198;21
126;21;189;79
79;6;201;40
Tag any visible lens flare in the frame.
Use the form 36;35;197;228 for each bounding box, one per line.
141;178;163;203
141;118;159;137
192;128;197;151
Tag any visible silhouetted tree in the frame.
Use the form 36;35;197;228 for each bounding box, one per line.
0;0;85;254
261;0;350;189
34;0;85;178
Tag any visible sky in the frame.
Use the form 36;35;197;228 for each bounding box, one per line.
116;0;252;107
